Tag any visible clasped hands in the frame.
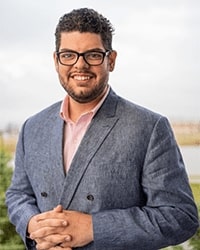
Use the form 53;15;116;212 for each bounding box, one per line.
28;205;93;250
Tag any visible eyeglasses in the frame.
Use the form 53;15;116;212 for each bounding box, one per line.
56;50;111;66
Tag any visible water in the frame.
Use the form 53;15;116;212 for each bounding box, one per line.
8;143;200;176
180;146;200;176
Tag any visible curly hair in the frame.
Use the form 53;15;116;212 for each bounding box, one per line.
55;8;115;52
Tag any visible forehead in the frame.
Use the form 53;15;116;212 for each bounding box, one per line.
59;31;104;51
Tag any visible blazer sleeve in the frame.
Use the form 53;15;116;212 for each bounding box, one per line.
92;117;199;250
6;121;39;248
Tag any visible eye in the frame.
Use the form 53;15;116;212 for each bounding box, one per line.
86;52;103;60
60;52;76;60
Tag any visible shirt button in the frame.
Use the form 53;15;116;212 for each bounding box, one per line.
41;192;48;197
87;194;94;201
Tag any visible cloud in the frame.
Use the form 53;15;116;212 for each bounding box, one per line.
0;0;200;128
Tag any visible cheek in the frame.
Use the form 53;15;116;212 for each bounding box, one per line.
97;68;109;84
57;65;70;77
98;63;109;75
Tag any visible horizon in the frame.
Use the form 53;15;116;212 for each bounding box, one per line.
1;1;200;129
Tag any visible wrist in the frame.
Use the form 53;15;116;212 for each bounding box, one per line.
27;214;38;235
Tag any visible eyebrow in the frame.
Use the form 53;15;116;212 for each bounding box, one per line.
59;48;105;53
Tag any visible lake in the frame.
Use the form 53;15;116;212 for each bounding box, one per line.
180;146;200;176
9;144;200;178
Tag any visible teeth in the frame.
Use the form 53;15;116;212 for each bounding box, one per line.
74;75;90;80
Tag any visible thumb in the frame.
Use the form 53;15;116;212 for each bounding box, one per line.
54;204;64;212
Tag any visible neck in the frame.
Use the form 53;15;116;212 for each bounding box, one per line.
68;87;108;122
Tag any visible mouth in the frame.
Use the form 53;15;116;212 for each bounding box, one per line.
71;72;94;81
73;75;91;81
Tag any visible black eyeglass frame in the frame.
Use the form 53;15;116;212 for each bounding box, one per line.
56;50;111;66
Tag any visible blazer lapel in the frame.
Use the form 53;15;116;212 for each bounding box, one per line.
59;89;119;208
49;111;66;200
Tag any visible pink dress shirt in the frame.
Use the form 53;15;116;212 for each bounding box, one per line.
60;87;109;172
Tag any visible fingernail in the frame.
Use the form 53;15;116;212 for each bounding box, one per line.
65;235;71;241
62;220;67;226
29;234;34;239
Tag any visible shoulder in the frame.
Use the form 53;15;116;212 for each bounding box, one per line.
22;101;62;131
109;89;163;121
107;89;172;134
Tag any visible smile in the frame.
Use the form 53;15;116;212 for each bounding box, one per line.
73;75;91;81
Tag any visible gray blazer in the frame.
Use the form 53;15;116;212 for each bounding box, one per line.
6;89;199;250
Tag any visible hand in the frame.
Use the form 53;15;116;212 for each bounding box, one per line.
28;205;93;249
43;244;72;250
48;246;72;250
28;205;71;249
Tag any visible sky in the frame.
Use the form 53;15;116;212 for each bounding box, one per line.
0;0;200;130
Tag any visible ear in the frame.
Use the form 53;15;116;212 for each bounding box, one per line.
53;52;59;72
108;50;117;72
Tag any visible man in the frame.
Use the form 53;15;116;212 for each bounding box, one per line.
6;8;198;250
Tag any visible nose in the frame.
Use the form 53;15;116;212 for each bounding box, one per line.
74;55;89;69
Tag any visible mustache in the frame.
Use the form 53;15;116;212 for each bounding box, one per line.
70;70;95;76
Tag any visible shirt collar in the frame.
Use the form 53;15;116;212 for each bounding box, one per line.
60;86;110;123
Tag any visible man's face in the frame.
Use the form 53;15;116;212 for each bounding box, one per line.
54;31;117;103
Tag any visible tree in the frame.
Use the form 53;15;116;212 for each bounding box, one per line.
0;148;25;250
189;206;200;250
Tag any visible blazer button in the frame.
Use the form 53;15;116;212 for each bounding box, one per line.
41;192;48;197
87;194;94;201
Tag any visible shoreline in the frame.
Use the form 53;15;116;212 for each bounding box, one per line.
171;122;200;146
189;175;200;184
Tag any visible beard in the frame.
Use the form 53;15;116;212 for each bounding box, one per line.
59;74;109;103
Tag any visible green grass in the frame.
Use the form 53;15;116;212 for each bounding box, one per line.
161;183;200;250
0;244;25;250
190;183;200;206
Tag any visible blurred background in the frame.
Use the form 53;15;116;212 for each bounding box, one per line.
0;0;200;127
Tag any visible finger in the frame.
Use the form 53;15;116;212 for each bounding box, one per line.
44;234;72;244
30;226;58;239
48;240;72;250
35;210;64;221
30;219;68;239
37;218;68;227
53;204;64;212
36;240;55;250
49;246;72;250
33;232;71;248
30;220;70;240
60;242;73;248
